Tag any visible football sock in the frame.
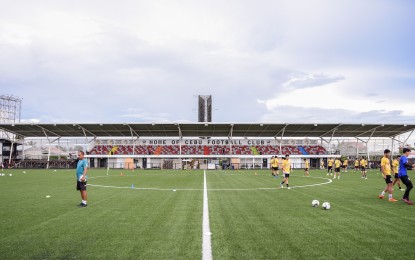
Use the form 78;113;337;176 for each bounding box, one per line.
286;184;289;187
381;191;385;196
82;200;87;205
388;194;392;199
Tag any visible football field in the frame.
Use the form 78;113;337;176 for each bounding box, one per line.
1;168;415;259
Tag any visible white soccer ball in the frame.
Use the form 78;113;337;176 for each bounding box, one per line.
322;202;331;210
312;200;320;207
9;174;12;177
0;173;4;176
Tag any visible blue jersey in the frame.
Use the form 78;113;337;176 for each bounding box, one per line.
398;156;408;177
76;159;88;180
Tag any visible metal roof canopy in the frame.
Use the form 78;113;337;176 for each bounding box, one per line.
0;123;414;138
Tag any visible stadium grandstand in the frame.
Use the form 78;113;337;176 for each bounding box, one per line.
1;123;414;170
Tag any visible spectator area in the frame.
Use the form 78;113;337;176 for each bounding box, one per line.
89;145;326;156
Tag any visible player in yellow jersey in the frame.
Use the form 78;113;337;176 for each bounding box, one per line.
392;155;403;191
342;159;348;173
334;158;342;179
303;159;310;177
271;156;280;178
360;157;368;179
379;149;398;202
280;155;291;189
354;160;360;172
320;159;325;170
327;158;334;175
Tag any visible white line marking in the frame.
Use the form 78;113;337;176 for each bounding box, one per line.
202;170;213;260
87;184;161;190
88;184;202;191
88;176;333;191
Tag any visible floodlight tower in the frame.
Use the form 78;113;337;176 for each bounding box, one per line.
198;95;212;122
0;95;22;164
0;95;22;124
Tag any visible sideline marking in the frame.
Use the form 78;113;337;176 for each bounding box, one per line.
202;170;213;260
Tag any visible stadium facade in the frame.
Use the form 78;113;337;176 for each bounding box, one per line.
0;123;414;170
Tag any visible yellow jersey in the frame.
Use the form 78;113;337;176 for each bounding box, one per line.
271;158;279;168
328;159;334;167
305;161;309;168
321;160;325;166
392;159;399;174
283;159;291;173
360;159;367;167
381;157;391;175
355;160;359;167
335;159;342;168
343;160;348;166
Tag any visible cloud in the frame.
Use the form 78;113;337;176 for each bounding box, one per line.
119;108;172;122
20;118;41;123
260;105;415;124
282;72;345;90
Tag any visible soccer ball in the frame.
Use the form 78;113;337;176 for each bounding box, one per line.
9;174;12;177
0;173;4;176
311;200;320;207
322;202;331;210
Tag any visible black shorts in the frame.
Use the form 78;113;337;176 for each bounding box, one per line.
328;166;333;171
305;168;309;171
394;174;399;179
355;166;359;169
385;175;392;184
361;166;366;171
284;173;290;178
342;165;347;169
76;181;87;191
335;167;340;173
272;167;279;171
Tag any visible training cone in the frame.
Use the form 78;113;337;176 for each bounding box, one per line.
254;172;257;176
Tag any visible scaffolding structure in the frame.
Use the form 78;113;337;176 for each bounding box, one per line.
0;95;22;124
0;95;22;164
0;95;22;140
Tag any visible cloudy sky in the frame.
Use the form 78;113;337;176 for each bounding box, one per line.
1;0;415;124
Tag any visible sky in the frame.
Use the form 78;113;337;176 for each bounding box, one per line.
1;0;415;125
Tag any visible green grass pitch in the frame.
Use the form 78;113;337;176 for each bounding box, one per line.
1;168;415;259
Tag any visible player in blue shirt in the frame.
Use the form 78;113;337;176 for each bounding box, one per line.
76;151;88;207
398;148;415;205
